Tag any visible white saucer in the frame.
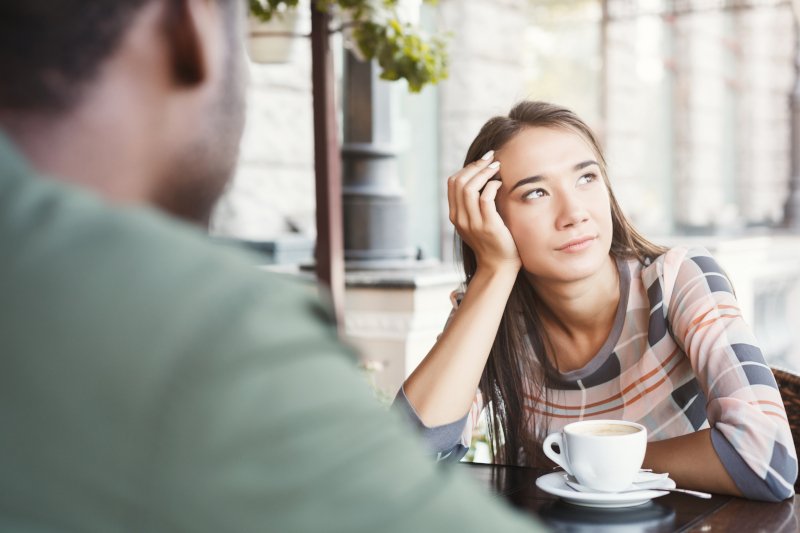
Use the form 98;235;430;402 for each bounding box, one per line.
535;472;671;508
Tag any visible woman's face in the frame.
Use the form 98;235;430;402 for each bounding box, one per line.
495;126;614;284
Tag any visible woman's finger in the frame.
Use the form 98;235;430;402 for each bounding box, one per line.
448;150;496;231
451;150;495;188
447;173;458;226
461;161;500;229
458;153;498;191
478;178;503;222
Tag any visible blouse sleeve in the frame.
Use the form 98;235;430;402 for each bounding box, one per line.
391;290;484;462
665;247;798;501
393;386;483;462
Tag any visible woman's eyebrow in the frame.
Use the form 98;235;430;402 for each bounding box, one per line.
509;160;599;192
574;160;599;171
509;175;544;192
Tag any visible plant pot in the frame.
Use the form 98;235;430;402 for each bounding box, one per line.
247;10;301;64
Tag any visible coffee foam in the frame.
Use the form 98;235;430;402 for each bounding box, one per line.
569;423;640;436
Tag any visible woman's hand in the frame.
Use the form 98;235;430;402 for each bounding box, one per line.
404;150;521;426
448;151;521;273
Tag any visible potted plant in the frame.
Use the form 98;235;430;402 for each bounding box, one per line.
247;4;302;64
248;0;448;92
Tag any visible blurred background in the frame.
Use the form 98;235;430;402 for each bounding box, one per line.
212;0;800;406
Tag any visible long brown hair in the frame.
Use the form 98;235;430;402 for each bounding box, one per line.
458;101;666;466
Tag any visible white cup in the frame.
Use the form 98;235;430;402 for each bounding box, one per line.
542;419;647;493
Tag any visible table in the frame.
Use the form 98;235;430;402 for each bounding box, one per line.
463;463;800;532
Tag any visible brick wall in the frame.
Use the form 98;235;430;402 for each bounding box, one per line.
211;8;316;240
436;0;529;259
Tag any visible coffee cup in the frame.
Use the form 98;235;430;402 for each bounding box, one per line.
542;419;647;493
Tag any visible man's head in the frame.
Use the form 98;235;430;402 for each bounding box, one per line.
0;0;247;226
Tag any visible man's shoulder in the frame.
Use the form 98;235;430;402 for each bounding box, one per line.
0;169;340;364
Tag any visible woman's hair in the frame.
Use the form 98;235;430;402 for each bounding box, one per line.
458;100;666;466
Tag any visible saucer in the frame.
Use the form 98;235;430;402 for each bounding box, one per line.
535;472;671;508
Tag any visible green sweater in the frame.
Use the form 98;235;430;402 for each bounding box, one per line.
0;134;543;532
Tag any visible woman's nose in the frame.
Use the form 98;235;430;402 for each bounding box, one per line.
555;193;589;229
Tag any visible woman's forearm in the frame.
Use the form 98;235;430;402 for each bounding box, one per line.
403;265;518;427
643;429;741;496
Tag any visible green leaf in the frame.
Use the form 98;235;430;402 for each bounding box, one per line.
248;0;449;92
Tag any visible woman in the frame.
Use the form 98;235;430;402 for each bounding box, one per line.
395;101;797;501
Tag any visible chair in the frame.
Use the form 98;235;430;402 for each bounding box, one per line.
771;367;800;493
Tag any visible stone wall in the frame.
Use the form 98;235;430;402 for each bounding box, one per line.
211;8;316;241
436;0;529;259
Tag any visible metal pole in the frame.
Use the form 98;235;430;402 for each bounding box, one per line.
311;1;345;326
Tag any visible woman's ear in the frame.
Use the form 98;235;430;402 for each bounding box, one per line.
161;0;208;87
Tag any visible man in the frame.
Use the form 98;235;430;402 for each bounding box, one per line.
0;1;544;531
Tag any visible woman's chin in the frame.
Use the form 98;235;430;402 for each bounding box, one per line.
522;250;611;284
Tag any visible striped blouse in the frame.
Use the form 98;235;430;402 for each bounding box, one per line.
395;247;798;501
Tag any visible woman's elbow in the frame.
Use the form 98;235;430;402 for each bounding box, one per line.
739;459;797;502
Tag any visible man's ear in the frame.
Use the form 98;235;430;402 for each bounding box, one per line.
161;0;207;86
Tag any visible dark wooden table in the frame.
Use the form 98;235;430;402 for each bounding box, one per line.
463;463;800;532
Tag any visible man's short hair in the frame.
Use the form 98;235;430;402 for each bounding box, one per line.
0;1;154;112
0;0;237;113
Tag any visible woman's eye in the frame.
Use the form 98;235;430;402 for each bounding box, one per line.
577;173;597;185
523;188;547;200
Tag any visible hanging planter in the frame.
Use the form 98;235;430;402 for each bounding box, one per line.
247;9;302;64
248;0;449;92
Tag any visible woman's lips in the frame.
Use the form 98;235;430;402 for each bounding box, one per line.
557;236;596;252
